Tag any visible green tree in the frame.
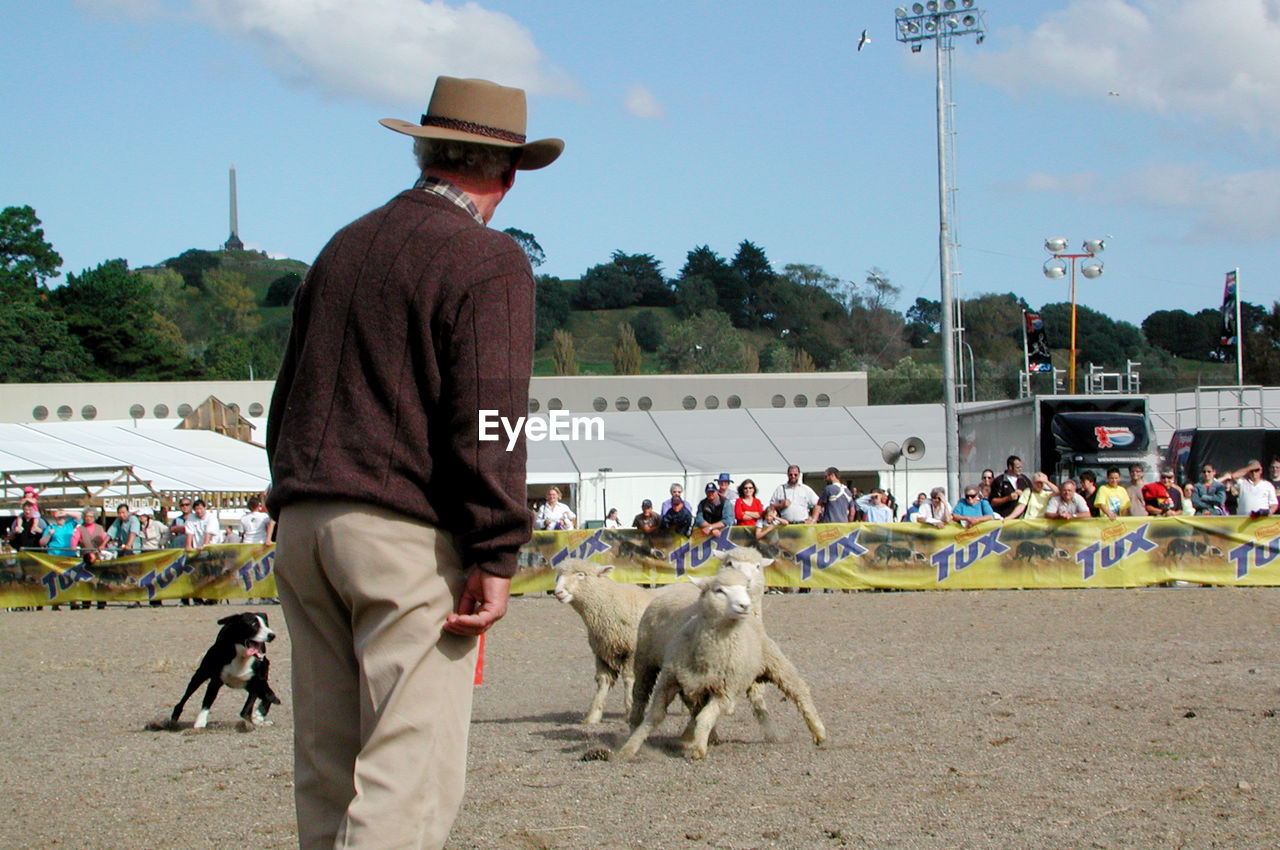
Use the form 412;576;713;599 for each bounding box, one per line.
0;300;88;381
865;356;944;404
680;246;748;327
535;275;572;348
658;310;747;373
1039;301;1144;369
673;274;718;319
164;249;221;291
628;310;664;352
731;240;774;328
612;322;643;374
503;228;545;268
263;272;302;307
610;251;669;306
845;268;906;367
572;262;639;310
52;259;199;379
1141;309;1218;360
961;293;1028;366
0;205;62;298
905;296;940;347
552;328;579;376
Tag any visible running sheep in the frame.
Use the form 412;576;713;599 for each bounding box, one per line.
628;548;775;740
619;566;827;760
553;559;653;724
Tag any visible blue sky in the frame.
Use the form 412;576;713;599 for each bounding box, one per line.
5;0;1278;327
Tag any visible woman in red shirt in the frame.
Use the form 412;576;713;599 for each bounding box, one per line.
734;479;764;525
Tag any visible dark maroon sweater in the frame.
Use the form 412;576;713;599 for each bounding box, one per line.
266;189;534;577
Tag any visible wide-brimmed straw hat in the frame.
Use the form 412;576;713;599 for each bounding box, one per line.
380;76;563;170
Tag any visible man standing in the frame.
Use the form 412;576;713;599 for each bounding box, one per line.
266;77;561;849
183;500;216;550
238;495;274;544
1228;460;1279;517
770;465;820;524
989;456;1031;518
715;473;736;530
817;467;854;523
1125;464;1150;517
108;503;141;555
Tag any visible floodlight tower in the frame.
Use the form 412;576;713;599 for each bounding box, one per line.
894;0;986;501
1043;238;1105;394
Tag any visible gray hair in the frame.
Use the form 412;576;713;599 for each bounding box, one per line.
413;137;518;180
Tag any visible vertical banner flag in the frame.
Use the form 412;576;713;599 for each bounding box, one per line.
1024;312;1052;372
1220;269;1238;349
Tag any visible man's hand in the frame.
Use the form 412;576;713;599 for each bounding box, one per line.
444;569;511;637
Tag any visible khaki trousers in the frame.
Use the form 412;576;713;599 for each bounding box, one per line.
275;501;477;850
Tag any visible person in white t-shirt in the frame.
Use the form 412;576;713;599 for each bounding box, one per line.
769;465;820;524
535;487;576;530
1229;461;1279;517
238;495;274;543
183;499;216;549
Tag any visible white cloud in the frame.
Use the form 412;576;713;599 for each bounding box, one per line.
971;0;1280;139
624;84;664;119
1008;163;1280;244
79;0;576;103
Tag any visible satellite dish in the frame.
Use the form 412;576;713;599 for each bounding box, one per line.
903;436;926;461
881;441;902;465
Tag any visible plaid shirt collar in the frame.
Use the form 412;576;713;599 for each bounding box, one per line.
413;175;484;225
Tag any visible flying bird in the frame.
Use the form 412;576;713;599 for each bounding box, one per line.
858;29;870;51
1107;91;1120;96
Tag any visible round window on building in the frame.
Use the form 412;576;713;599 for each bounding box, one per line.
727;394;742;409
593;397;607;412
615;397;630;411
638;396;652;411
771;394;786;408
793;394;808;408
548;397;563;410
129;404;145;419
704;395;720;409
81;405;97;420
682;395;697;410
154;403;169;419
177;403;193;418
248;402;264;417
528;398;541;414
57;405;73;420
816;393;831;408
33;405;49;421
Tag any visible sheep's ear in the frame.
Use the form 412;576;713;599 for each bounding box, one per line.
688;575;711;590
596;564;615;576
757;558;774;568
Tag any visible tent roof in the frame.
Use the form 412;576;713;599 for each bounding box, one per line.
0;420;269;496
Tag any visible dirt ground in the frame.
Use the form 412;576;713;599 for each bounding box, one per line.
3;586;1280;849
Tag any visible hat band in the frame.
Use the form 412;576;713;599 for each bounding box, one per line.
419;114;527;144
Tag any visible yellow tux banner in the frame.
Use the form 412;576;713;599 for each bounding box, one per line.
4;516;1279;606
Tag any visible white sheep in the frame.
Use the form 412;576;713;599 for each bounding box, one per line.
553;559;654;724
619;567;827;760
628;548;773;739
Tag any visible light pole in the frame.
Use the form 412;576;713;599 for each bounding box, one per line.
894;0;986;501
1042;238;1105;394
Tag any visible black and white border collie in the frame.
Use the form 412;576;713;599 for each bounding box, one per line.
171;612;281;728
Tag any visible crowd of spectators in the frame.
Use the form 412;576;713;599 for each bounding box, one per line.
551;455;1280;536
4;491;276;557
